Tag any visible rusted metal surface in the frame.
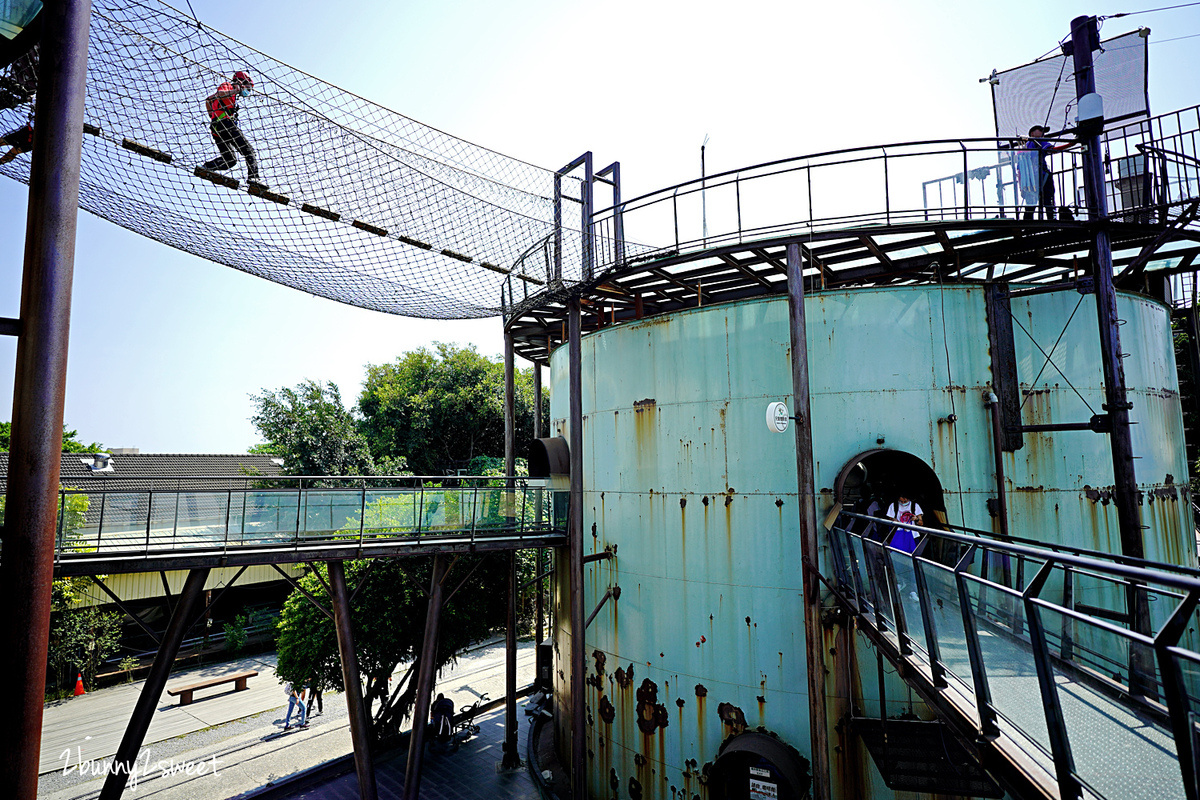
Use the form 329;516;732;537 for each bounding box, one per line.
546;283;1191;799
404;555;447;800
787;242;831;800
0;2;93;796
330;560;377;800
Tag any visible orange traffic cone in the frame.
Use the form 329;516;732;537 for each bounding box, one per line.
73;672;86;696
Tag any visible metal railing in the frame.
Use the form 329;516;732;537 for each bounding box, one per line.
503;105;1200;319
51;475;568;567
826;511;1200;800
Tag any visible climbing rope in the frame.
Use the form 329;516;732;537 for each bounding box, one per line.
0;0;590;319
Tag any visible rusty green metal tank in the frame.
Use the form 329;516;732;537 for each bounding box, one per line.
547;284;1192;799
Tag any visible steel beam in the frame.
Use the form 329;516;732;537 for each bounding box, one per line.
533;363;544;644
502;332;520;768
786;243;831;800
329;561;377;800
568;297;586;800
0;2;93;795
502;549;521;768
403;555;448;800
99;568;209;800
1069;16;1153;693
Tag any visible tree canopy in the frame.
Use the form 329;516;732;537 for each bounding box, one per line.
249;380;402;476
358;342;544;476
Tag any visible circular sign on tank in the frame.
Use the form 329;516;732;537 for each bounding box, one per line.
766;401;790;433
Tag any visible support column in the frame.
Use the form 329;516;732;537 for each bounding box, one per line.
502;331;521;768
403;555;447;800
568;298;586;800
1068;16;1153;692
533;363;545;643
786;243;830;800
0;3;93;794
329;561;377;800
503;549;521;768
99;569;210;800
1069;15;1143;562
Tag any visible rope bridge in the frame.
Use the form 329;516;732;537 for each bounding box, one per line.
0;0;587;319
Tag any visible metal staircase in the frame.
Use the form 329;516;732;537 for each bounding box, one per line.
822;511;1200;800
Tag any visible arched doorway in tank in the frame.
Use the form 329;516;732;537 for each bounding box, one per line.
834;449;948;531
705;731;811;800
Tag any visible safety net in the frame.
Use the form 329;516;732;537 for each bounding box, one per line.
0;0;585;318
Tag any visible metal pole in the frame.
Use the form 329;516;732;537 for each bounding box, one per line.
0;2;92;795
502;549;521;768
329;561;377;800
99;568;210;800
568;297;587;800
403;555;447;800
785;243;830;800
1069;15;1143;561
985;392;1010;537
533;364;544;644
1069;15;1153;691
502;331;520;768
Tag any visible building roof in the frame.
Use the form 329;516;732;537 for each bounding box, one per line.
0;452;286;493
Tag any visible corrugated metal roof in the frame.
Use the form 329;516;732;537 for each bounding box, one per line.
0;452;286;493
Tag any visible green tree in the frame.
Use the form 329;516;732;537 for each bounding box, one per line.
275;555;510;741
249;380;402;476
0;422;104;453
357;343;547;476
47;607;122;690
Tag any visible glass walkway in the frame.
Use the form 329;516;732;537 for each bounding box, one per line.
825;511;1200;800
50;475;567;576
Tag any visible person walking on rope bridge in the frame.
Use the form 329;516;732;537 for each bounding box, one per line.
0;122;33;165
202;70;265;188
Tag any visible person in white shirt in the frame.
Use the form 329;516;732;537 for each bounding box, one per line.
885;494;923;555
886;495;923;528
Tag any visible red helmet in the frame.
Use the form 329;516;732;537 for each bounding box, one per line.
232;70;253;88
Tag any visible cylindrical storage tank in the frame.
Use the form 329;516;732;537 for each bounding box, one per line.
548;284;1192;799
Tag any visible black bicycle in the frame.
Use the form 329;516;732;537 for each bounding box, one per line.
454;692;489;741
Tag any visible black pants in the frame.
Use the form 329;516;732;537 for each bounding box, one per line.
204;117;259;181
1024;175;1056;220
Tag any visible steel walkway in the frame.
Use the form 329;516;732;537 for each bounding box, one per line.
48;475;567;576
823;511;1200;800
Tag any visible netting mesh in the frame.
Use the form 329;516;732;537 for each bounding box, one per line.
0;0;584;318
992;29;1149;138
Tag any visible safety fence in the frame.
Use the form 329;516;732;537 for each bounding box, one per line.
52;475;567;570
826;510;1200;800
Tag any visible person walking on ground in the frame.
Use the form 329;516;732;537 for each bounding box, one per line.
283;680;307;730
201;70;265;188
303;677;323;717
431;692;455;745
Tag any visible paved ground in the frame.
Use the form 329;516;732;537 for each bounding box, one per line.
38;640;537;800
40;653;284;775
283;703;539;800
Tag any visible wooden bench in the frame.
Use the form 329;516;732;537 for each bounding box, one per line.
167;669;258;706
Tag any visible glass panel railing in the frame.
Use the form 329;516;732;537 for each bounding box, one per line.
889;548;927;656
52;479;568;565
916;557;975;692
1038;605;1186;800
961;574;1052;757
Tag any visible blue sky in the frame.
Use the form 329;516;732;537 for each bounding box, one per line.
2;0;1198;453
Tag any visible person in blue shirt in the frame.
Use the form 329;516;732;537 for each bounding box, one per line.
1021;125;1070;221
